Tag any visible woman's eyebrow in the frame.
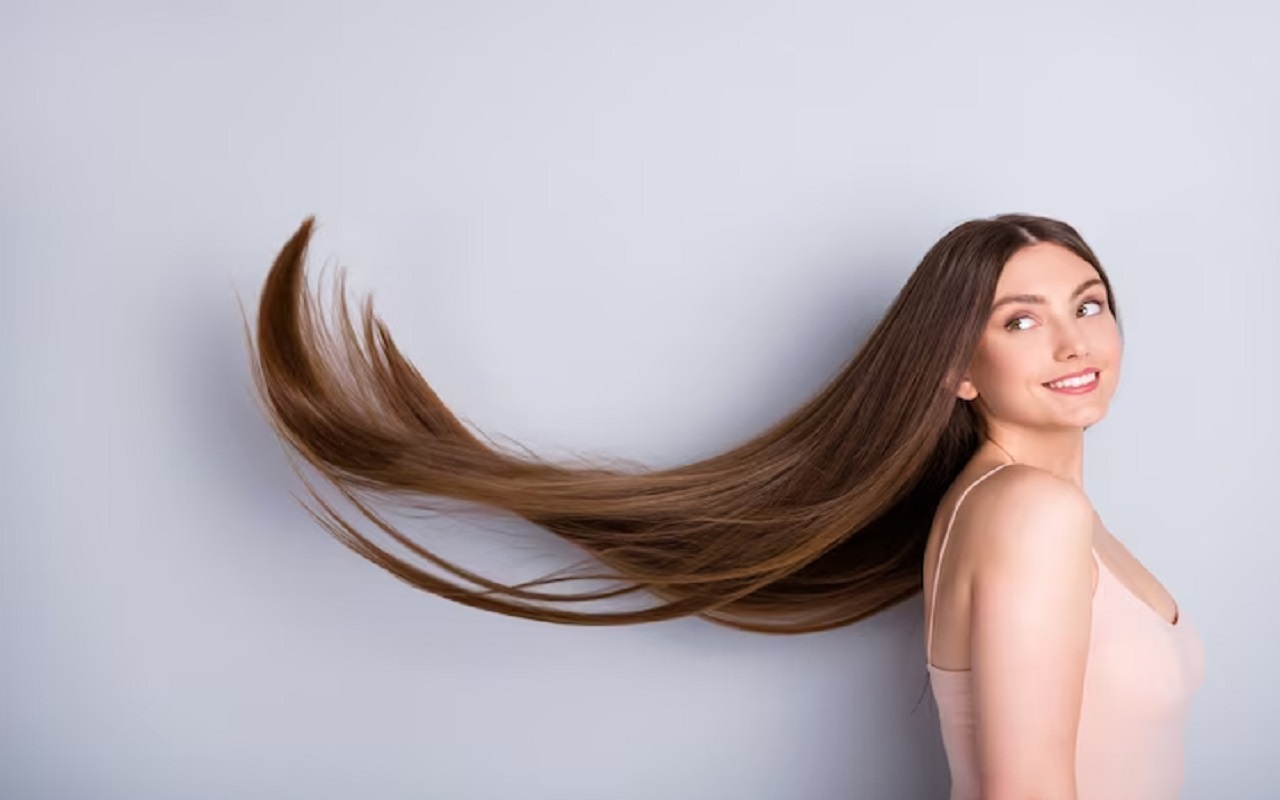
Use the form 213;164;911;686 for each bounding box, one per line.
990;277;1104;312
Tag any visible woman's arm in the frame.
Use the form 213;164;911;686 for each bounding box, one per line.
965;468;1095;800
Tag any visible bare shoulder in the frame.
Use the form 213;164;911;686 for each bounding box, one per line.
953;464;1094;574
960;465;1096;793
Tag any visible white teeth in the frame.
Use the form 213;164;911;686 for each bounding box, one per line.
1047;371;1098;389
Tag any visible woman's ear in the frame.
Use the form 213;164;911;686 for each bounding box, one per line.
944;367;979;401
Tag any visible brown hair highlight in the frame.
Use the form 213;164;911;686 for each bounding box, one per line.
241;213;1117;634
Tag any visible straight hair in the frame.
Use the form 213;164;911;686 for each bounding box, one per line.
242;213;1118;634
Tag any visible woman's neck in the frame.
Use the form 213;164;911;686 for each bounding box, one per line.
979;423;1087;488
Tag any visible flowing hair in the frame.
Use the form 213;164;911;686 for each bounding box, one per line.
241;213;1118;634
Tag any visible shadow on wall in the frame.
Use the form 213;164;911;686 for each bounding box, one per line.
165;233;951;799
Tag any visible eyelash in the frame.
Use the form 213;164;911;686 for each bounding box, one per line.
1004;298;1107;332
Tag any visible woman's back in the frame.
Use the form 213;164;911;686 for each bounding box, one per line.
923;462;1205;799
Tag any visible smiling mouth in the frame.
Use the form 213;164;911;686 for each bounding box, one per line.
1043;370;1100;390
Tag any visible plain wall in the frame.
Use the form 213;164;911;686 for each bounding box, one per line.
2;2;1276;798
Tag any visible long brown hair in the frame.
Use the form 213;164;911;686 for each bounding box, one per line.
242;213;1119;634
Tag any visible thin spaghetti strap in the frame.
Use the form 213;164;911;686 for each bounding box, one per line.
926;462;1017;666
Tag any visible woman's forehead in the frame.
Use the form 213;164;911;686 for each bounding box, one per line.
995;242;1099;294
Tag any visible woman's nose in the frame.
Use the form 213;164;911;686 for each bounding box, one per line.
1054;322;1091;361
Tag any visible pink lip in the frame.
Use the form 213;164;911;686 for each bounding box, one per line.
1043;369;1101;394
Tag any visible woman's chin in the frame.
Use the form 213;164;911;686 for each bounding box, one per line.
1058;404;1109;430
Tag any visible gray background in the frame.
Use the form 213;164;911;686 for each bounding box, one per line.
2;2;1275;798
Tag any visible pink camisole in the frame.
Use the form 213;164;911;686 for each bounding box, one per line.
925;463;1205;799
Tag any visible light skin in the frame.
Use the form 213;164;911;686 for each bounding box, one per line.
956;240;1124;488
924;241;1173;798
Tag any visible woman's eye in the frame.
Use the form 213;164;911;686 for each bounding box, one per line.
1004;299;1106;332
1079;299;1104;317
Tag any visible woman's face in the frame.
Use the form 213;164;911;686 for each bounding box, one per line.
957;242;1123;432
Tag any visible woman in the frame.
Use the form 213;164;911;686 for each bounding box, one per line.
246;212;1204;798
